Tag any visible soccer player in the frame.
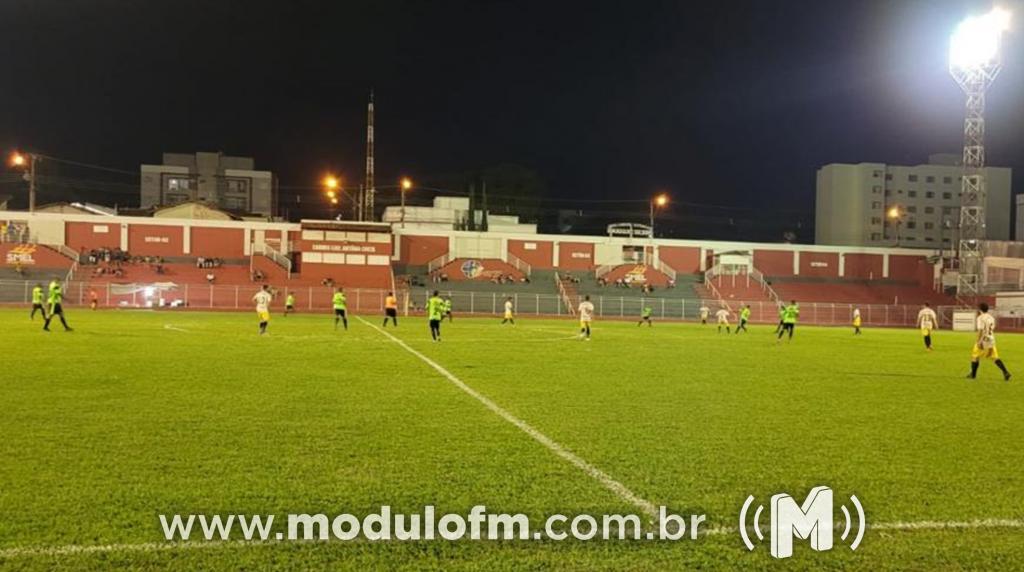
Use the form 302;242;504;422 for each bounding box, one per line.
89;287;99;310
42;279;72;332
852;307;862;335
443;296;453;322
698;304;710;325
578;295;595;340
917;302;938;351
501;296;515;325
30;283;47;320
428;290;444;342
253;284;272;335
284;292;296;316
332;287;348;331
383;291;399;327
968;302;1010;381
638;305;653;327
774;304;786;334
715;307;731;334
776;300;799;342
736;304;751;333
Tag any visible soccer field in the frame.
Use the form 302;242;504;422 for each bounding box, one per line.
2;307;1022;570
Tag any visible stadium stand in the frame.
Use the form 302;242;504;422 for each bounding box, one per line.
768;278;954;306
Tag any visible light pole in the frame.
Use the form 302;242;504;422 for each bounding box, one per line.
887;205;904;247
949;7;1010;300
9;152;39;213
650;193;669;237
400;177;413;228
323;175;341;219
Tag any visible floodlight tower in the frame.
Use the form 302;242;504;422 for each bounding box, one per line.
364;89;376;221
949;7;1011;301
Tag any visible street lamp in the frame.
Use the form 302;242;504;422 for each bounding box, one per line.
650;193;669;237
949;7;1011;299
400;177;413;228
8;151;38;212
887;205;904;247
323;175;342;218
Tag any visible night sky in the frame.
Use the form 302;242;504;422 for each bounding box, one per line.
2;0;1023;239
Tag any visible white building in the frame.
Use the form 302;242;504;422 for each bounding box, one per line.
382;196;536;233
141;152;276;217
816;154;1011;248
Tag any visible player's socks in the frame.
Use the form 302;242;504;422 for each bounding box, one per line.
995;360;1010;380
968;361;980;379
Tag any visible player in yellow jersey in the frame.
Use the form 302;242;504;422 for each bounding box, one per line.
252;284;273;335
383;291;399;327
968;302;1010;381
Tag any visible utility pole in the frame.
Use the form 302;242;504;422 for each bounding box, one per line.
28;154;37;213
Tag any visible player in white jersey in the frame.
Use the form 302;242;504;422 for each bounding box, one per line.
968;302;1010;381
501;297;515;325
252;284;273;335
699;305;710;325
578;295;595;340
715;307;731;334
917;302;938;351
852;308;862;335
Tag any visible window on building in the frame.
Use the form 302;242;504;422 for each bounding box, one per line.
908;174;918;182
897;189;904;194
873;170;882;178
905;236;916;241
908;190;917;198
925;237;934;242
943;176;953;184
872;185;881;193
924;222;934;230
222;196;249;211
870;217;882;225
871;201;881;209
924;206;934;214
943;192;952;200
166;176;194;191
925;191;934;198
926;176;935;183
885;189;892;196
885;174;893;181
943;238;951;244
943;207;954;215
906;221;917;229
907;206;917;213
870;232;881;241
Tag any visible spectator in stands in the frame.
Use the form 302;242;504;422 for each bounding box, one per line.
668;278;676;289
196;257;206;268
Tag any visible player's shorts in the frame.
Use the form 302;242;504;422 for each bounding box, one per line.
921;328;932;337
50;303;63;315
386;308;397;317
971;343;999;360
257;310;270;322
579;318;591;328
429;319;441;328
32;303;44;310
335;308;347;317
853;318;862;327
504;311;513;319
285;304;294;311
717;319;729;325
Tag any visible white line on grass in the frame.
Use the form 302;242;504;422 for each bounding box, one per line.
356;316;661;522
162;324;190;333
2;519;1023;559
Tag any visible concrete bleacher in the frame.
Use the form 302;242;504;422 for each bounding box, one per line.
768;278;953;306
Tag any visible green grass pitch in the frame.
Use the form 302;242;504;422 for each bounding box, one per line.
1;307;1022;570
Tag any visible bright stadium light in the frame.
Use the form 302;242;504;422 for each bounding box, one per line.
649;193;669;237
887;206;901;220
9;152;26;167
950;8;1011;71
323;175;340;190
949;7;1011;301
400;177;413;228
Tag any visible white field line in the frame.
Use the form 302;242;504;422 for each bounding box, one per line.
2;519;1023;559
162;324;190;333
356;316;661;522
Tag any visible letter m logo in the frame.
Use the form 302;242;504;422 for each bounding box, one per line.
770;486;833;559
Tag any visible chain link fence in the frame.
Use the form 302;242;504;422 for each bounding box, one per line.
6;279;1013;329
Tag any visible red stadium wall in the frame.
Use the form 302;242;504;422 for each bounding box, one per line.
508;240;554;269
889;255;933;285
843;253;884;280
401;235;448;265
66;221;120;251
754;250;794;276
799;252;839;278
191;227;246;258
658;246;701;274
127;225;184;257
558;242;594;270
